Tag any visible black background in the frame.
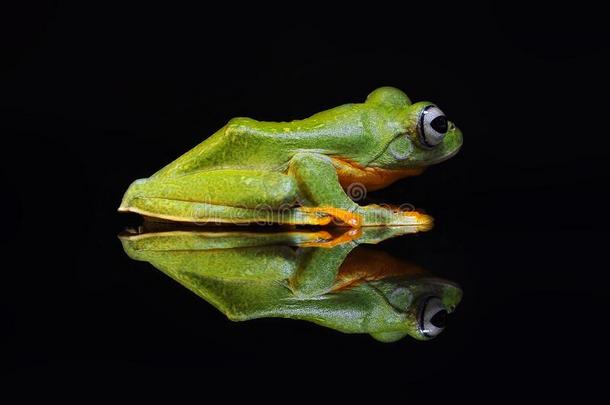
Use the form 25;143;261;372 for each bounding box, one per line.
2;2;608;398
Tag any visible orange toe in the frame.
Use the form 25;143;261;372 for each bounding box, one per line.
300;206;363;227
301;228;362;248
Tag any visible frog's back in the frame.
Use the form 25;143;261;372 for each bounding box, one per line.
152;103;375;178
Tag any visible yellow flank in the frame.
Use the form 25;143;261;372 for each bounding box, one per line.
331;249;427;291
331;158;425;191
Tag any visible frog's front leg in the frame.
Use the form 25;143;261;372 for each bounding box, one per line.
288;153;362;226
289;241;356;297
288;153;432;227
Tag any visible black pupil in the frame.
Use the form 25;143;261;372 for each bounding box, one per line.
430;115;448;134
430;309;448;328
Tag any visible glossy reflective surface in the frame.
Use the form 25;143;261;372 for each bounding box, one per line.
120;225;462;342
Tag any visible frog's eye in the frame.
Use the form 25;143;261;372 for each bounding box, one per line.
419;297;447;338
418;105;448;148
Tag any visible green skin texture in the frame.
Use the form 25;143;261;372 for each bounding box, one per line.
118;87;463;225
120;226;462;342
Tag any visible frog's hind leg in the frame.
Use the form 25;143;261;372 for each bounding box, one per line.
123;199;330;225
118;169;331;225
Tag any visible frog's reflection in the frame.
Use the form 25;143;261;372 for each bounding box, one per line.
120;225;461;342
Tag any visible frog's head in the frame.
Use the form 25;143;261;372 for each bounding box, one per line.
370;276;463;342
366;87;463;169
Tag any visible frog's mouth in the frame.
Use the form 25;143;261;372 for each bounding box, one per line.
425;143;462;166
424;125;463;166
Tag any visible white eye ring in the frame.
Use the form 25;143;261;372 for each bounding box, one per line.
418;105;448;148
419;297;447;338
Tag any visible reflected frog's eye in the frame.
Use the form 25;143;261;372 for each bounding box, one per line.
419;297;448;338
418;105;448;148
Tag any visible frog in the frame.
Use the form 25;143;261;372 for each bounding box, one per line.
118;86;463;227
119;225;462;342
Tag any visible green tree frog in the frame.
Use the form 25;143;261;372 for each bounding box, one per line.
120;225;462;342
119;87;462;226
